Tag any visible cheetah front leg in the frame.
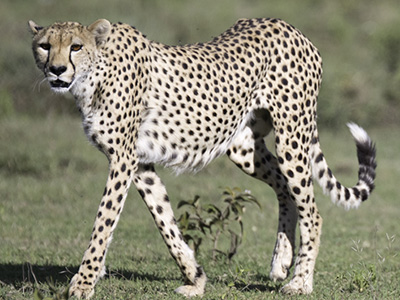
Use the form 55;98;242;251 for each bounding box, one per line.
133;164;207;297
69;159;133;299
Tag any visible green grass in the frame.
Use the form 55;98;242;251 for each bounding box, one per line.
0;116;399;299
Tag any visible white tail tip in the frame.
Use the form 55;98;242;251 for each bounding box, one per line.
347;122;369;143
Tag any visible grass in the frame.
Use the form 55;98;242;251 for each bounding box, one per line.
0;116;399;299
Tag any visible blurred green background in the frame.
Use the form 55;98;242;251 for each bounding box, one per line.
1;0;399;128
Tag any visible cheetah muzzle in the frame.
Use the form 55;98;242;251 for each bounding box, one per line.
29;18;377;298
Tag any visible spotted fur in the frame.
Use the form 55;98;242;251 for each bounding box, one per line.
29;18;376;298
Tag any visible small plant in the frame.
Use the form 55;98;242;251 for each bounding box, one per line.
340;264;377;293
218;266;254;299
177;187;260;261
337;239;378;293
227;266;254;289
377;233;397;264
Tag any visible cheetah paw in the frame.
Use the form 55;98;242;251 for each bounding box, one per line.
175;285;204;298
280;278;313;295
269;264;289;282
269;233;293;282
269;249;292;281
68;274;95;299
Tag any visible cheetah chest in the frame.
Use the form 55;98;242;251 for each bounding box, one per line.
136;93;254;174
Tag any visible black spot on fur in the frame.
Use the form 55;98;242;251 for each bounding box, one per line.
145;177;154;185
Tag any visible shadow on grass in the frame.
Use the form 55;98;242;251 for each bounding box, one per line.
0;263;169;287
0;263;281;295
233;273;282;293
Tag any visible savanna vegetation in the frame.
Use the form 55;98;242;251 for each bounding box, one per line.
1;0;399;299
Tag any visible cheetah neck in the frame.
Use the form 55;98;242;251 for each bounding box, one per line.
70;58;106;118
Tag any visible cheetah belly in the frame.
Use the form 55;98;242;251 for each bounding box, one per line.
136;104;253;174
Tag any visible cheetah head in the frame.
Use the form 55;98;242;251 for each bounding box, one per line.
29;19;111;93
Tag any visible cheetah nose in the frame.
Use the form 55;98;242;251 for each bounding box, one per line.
49;65;67;76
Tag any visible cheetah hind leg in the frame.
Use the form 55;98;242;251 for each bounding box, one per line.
227;114;296;283
274;132;322;295
229;136;296;283
269;198;297;282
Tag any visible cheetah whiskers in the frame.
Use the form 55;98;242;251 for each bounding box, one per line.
32;76;48;93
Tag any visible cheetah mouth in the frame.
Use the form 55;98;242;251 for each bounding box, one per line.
50;79;71;89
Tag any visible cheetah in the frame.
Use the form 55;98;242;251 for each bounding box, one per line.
29;18;376;298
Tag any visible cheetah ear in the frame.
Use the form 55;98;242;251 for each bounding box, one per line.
28;20;43;35
88;19;111;46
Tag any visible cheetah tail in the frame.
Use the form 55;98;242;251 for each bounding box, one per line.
310;123;377;210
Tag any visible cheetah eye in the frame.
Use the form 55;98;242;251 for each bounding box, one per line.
71;44;83;52
39;43;51;51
